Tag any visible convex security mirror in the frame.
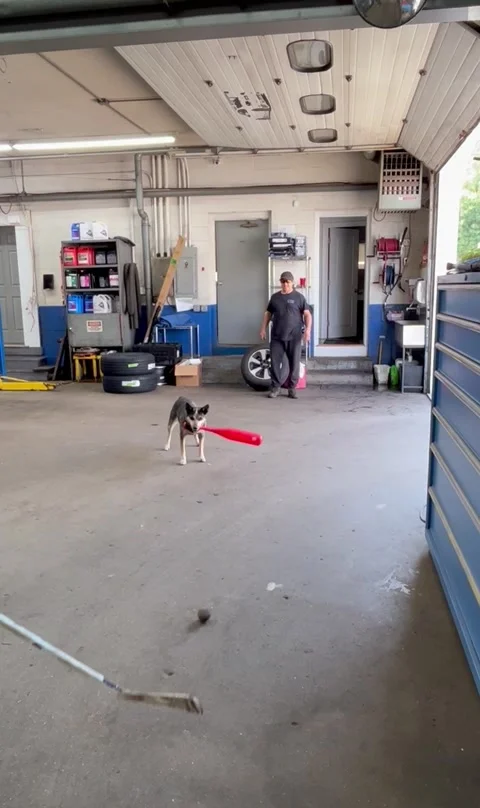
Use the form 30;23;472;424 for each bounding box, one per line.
353;0;427;28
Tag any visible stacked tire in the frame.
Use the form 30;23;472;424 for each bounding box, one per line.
134;342;182;386
101;352;158;394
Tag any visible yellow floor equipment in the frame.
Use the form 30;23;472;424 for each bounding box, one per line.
0;376;56;391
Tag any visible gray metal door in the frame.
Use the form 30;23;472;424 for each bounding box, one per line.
327;227;359;339
215;219;269;346
0;226;23;345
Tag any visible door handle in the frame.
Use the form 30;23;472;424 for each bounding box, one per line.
217;281;223;286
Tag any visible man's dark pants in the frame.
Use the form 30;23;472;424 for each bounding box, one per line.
270;337;302;390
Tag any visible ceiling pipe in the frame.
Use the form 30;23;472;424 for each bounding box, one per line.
134;153;152;308
0;144;398;163
0;182;378;205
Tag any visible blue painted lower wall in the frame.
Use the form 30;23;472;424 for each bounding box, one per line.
367;304;405;365
38;302;406;364
39;306;67;364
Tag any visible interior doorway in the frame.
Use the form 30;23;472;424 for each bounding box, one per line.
319;217;367;347
0;226;23;345
215;219;269;346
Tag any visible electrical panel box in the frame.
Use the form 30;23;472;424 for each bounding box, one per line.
175;246;198;297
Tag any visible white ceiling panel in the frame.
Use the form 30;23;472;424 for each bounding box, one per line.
118;25;437;151
399;24;480;171
0;49;203;144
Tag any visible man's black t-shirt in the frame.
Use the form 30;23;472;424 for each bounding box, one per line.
267;290;307;341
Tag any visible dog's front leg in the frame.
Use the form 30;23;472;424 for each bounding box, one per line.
198;432;206;463
179;431;187;465
164;420;176;451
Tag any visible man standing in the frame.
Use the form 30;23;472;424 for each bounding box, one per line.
259;271;312;399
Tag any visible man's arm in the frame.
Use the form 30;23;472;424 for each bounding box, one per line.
260;311;272;341
303;306;312;344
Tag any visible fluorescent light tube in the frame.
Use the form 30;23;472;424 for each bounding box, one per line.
13;135;175;152
0;144;13;152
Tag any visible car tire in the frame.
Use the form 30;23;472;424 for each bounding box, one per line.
241;345;273;391
101;352;156;377
133;342;182;365
102;372;158;394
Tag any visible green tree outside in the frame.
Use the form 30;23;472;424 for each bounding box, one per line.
457;153;480;261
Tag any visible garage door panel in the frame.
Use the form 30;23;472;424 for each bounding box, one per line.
118;26;436;151
427;82;480;170
399;23;480;171
412;35;479;166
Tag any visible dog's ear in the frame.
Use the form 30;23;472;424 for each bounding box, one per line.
198;404;209;416
185;402;195;416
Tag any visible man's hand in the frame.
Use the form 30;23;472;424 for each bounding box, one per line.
304;331;311;345
260;329;267;341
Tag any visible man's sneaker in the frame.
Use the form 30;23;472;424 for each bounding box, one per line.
288;389;298;399
268;388;279;399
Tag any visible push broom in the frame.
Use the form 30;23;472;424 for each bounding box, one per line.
0;613;202;715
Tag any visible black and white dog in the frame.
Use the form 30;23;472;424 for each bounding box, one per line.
164;396;210;465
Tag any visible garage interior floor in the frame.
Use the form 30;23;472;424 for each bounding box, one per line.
1;384;479;807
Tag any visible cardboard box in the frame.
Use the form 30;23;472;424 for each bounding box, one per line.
175;359;202;387
92;221;109;239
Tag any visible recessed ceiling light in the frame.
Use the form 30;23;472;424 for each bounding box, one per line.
287;40;333;73
308;128;338;144
12;135;175;152
300;94;336;115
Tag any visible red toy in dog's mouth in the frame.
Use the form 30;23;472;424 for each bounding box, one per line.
200;426;262;446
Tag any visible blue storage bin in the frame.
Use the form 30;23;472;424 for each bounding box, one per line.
67;294;84;314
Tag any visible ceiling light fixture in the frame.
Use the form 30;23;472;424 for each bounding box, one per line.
0;144;13;152
12;135;175;152
308;128;338;144
287;40;333;73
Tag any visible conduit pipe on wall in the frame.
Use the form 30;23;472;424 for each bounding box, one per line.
154;154;166;256
179;157;188;243
0;182;377;205
176;158;184;241
134;153;152;307
182;157;191;246
162;154;171;255
151;154;159;256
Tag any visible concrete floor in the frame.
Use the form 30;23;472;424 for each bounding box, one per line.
1;384;479;807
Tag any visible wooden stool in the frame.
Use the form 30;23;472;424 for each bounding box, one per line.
73;353;102;383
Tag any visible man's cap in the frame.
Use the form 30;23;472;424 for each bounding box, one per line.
280;271;294;282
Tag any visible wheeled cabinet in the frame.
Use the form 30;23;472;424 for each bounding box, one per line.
425;272;480;694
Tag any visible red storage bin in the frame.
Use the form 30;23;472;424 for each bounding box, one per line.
77;247;95;266
63;246;77;266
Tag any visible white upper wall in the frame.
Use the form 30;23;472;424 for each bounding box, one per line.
0;150;428;309
0;149;379;194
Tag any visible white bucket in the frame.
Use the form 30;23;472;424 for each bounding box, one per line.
373;364;390;386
